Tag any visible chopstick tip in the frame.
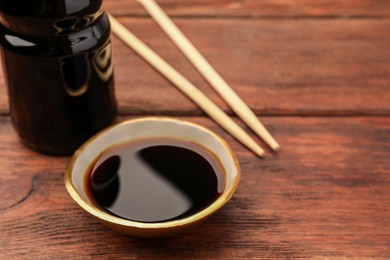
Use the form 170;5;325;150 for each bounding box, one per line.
254;147;266;158
264;136;280;152
271;143;280;152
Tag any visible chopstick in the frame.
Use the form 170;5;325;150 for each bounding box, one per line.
137;0;280;152
108;14;265;157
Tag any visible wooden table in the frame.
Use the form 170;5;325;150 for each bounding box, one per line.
1;1;390;259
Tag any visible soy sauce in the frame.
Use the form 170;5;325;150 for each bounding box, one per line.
0;0;117;154
85;138;226;223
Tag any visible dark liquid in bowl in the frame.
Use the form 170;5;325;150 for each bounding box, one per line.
85;138;225;223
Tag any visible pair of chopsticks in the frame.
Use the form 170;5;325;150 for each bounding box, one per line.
108;0;279;157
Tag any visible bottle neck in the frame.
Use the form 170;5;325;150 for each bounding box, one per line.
0;0;103;37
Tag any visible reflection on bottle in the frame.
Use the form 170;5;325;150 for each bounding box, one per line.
92;41;113;82
60;54;90;96
53;10;104;35
64;0;91;14
4;35;36;47
82;9;104;27
54;16;80;34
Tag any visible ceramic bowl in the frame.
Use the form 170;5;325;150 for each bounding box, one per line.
64;117;240;237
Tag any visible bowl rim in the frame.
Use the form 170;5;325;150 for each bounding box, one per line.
64;116;241;230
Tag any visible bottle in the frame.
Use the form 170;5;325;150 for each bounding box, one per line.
0;0;117;155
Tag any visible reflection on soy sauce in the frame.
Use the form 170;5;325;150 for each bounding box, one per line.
86;138;225;223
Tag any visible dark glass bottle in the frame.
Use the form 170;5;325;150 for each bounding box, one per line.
0;0;117;155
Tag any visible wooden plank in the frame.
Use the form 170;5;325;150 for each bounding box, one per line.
1;18;389;116
0;67;7;115
103;0;390;18
1;116;389;259
104;18;390;116
114;18;390;116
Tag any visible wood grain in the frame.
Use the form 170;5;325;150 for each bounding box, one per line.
2;18;389;116
1;116;389;259
97;18;390;116
103;0;390;18
1;2;389;259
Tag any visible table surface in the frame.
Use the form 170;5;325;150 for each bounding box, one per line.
1;0;390;259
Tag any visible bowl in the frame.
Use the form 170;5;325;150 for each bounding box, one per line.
64;117;240;237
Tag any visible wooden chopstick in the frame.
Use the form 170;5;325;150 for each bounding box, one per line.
108;14;265;157
137;0;280;152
